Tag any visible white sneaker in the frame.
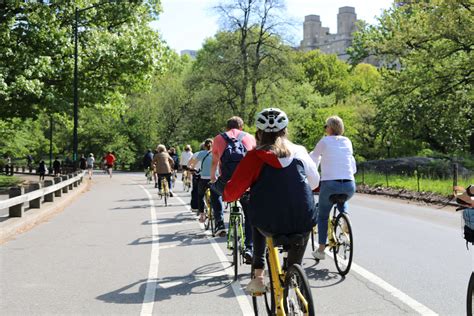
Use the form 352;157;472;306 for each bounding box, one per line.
246;278;266;294
312;249;326;260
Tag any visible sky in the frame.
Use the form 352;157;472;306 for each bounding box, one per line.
150;0;394;53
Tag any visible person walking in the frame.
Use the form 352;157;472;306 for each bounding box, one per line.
104;151;116;178
79;154;87;171
53;157;61;176
38;160;46;181
86;153;95;180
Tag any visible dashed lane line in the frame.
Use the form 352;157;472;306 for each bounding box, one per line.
174;193;254;316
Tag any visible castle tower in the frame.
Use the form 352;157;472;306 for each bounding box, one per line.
302;15;322;48
337;6;357;35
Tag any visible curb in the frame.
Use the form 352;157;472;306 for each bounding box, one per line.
0;180;90;244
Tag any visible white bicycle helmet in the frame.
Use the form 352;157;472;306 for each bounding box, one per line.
255;108;288;132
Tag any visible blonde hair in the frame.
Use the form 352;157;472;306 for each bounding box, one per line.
326;116;344;136
256;128;291;158
157;144;166;153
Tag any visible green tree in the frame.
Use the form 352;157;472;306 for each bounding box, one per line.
0;0;166;119
349;0;473;154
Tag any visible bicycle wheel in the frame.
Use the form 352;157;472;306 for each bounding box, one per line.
468;272;474;316
284;264;315;316
311;225;317;252
333;213;353;276
233;217;239;281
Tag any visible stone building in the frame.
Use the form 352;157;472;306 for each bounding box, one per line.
300;6;357;62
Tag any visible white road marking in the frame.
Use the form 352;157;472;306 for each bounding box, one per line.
159;244;180;250
326;253;438;315
138;185;160;316
175;194;254;316
158;281;184;289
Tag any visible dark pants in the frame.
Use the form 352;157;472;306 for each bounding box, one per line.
190;174;199;210
197;179;224;224
157;173;172;191
239;193;253;249
252;228;310;270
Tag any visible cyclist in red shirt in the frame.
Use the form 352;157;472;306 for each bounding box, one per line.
104;151;116;178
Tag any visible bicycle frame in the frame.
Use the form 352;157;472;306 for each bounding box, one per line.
227;201;245;250
266;238;309;316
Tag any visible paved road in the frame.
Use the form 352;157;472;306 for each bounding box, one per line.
0;171;470;315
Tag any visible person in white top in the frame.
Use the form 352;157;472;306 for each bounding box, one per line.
309;115;356;260
180;145;193;170
86;153;95;180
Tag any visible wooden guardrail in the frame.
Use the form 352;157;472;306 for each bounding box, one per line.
0;172;85;218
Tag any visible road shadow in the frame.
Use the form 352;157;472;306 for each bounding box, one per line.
142;213;197;226
129;228;210;247
96;262;236;304
303;258;345;288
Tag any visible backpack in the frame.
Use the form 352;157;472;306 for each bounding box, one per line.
219;132;247;181
463;208;474;246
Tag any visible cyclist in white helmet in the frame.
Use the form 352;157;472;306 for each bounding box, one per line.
223;108;320;294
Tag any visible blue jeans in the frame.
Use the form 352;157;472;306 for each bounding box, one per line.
317;180;356;245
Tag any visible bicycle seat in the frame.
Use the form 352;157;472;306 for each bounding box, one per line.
329;194;348;205
272;233;306;247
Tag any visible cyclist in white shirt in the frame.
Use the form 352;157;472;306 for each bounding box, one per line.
180;145;193;171
310;115;356;260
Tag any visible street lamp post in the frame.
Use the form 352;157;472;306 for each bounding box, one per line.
386;140;392;158
73;8;79;163
73;1;118;163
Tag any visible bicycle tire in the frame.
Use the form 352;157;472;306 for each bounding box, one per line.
468;272;474;316
233;217;239;281
311;226;316;252
333;213;353;276
284;264;315;316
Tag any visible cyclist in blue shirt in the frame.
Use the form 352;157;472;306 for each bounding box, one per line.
189;139;226;236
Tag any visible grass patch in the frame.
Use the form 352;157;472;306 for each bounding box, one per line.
355;172;474;196
0;175;23;188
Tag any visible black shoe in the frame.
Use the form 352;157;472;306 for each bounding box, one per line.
244;248;253;264
215;222;226;237
154;183;158;188
169;191;174;197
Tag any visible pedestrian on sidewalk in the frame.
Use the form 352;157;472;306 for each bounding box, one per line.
79;154;87;171
38;160;46;181
53;157;61;176
87;153;95;180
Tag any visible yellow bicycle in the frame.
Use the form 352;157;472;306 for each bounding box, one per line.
203;186;215;236
252;234;315;316
158;176;170;207
183;169;192;192
311;194;353;276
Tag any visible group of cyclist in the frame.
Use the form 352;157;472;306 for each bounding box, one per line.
146;109;357;296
